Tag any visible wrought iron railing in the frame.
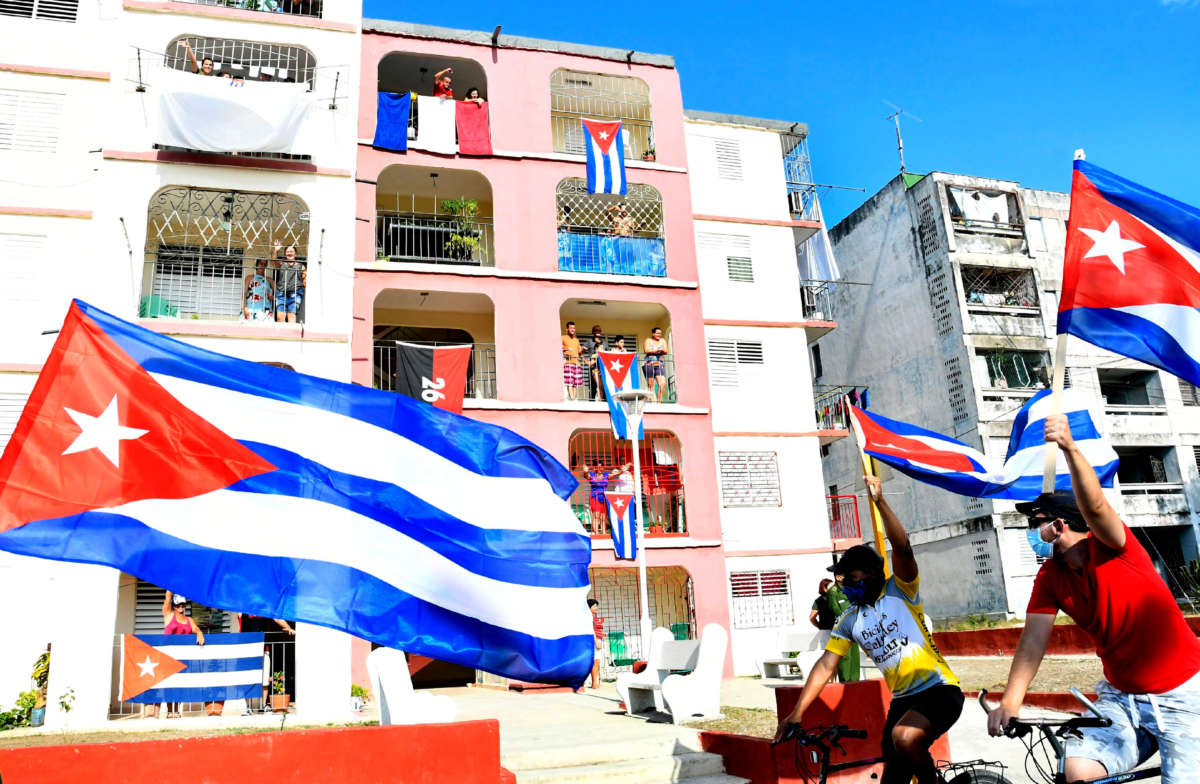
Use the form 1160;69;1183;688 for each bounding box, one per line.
373;342;497;400
549;68;653;160
827;495;860;541
813;386;861;430
800;279;835;321
570;430;686;537
176;0;322;18
568;352;677;404
140;257;307;323
375;212;494;267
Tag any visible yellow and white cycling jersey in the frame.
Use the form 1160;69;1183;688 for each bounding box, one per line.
825;574;958;698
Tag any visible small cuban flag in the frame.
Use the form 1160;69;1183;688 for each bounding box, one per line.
583;118;626;195
606;493;636;560
120;632;265;704
598;350;643;440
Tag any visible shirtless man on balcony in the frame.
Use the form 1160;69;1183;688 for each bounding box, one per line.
177;41;215;76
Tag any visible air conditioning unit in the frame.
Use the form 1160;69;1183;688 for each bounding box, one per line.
787;191;805;216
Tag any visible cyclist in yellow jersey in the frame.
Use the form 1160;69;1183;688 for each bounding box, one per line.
775;475;963;784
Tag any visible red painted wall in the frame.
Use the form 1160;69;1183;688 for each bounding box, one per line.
0;721;503;784
934;618;1200;657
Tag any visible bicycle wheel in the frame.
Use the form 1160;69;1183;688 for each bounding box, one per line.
946;770;1012;784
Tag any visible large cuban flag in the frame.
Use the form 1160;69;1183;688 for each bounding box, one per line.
120;632;264;704
0;301;594;687
848;388;1118;499
583;118;626;195
606;493;636;561
597;350;643;440
1059;160;1200;386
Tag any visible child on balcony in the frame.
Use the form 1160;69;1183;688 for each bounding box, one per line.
243;259;275;322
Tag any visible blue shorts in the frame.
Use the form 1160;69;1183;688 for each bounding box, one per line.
276;288;304;314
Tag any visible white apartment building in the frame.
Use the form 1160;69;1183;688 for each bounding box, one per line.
816;171;1200;620
684;111;851;676
0;0;362;728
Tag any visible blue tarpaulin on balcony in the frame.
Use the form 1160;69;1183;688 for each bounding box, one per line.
557;232;666;277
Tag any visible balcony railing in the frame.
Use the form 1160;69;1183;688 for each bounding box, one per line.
574;481;686;538
567;352;677;404
141;257;307;323
800;279;835;321
376;212;494;267
177;0;323;18
814;386;860;430
557;231;666;277
373;342;497;400
828;495;860;541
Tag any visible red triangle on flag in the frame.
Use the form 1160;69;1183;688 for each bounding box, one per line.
598;351;635;391
582;119;622;157
606;493;634;520
0;303;276;531
121;633;187;701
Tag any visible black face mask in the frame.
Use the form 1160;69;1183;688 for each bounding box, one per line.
842;574;884;606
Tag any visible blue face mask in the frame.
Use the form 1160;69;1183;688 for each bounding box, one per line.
1026;528;1054;560
842;575;883;606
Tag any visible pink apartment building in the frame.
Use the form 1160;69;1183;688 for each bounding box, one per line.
352;21;734;684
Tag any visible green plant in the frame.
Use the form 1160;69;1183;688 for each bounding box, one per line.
271;671;286;695
350;684;370;700
58;687;75;714
32;649;50;709
441;198;481;260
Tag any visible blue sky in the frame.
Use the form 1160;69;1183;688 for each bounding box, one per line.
363;1;1200;225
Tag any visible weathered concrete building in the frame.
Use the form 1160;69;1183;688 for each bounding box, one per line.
816;170;1200;619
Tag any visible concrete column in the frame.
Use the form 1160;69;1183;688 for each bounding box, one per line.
42;564;121;731
295;622;352;724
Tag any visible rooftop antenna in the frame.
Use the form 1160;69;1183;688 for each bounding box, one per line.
883;100;922;175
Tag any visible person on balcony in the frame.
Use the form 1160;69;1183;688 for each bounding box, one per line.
643;327;669;402
606;204;640;237
582;460;629;535
162;592;205;718
432;67;453;98
463;86;485;106
562;321;584;401
588;325;607;402
243;259;275;322
177;41;215;76
271;243;305;324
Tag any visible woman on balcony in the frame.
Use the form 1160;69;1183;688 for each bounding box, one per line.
271;243;305;324
243;259;275;322
643;327;669;403
161;592;205;718
582;461;629;534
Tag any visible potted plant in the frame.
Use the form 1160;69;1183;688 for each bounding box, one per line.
30;648;49;727
441;197;481;261
641;148;656;162
270;671;290;713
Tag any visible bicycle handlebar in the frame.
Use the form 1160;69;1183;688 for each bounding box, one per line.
771;723;868;747
978;688;1112;738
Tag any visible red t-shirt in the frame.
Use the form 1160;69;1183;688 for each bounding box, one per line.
1027;524;1200;694
592;614;604;639
433;84;453;98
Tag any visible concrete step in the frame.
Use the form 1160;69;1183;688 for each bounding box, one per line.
502;733;703;770
515;751;726;784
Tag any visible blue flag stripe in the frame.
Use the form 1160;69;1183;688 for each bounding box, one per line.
174;657;264;673
231;442;590;589
126;684;260;704
1076;160;1200;254
1060;306;1200;388
75;301;578;495
1;513;594;685
1007;409;1102;457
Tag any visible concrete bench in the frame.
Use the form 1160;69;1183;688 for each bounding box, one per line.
760;629;824;680
626;636;701;715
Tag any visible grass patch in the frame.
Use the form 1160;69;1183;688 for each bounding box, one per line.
685;706;778;739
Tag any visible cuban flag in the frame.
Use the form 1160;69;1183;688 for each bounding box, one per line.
0;301;594;687
1059;160;1200;386
597;350;642;440
848;388;1118;499
120;632;264;704
583;118;626;195
606;493;636;560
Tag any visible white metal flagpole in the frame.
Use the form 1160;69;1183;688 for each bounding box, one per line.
631;428;652;645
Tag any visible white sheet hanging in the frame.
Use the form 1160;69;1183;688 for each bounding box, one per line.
156;67;313;154
951;187;1010;225
411;95;457;155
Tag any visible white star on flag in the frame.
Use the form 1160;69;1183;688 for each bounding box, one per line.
1079;220;1144;274
136;655;159;678
608;359;625;372
612;499;625;513
62;394;149;468
598;131;609;140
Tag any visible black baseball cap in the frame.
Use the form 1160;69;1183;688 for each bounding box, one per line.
828;544;885;575
1015;491;1084;526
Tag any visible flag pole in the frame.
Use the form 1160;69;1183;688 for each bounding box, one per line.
1042;149;1086;493
615;388;655;652
845;395;891;578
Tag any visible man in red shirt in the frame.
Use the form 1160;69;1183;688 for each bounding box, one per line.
588;598;603;690
986;413;1200;783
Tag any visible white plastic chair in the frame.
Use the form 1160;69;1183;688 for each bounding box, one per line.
366;647;456;725
660;623;728;724
616;626;674;712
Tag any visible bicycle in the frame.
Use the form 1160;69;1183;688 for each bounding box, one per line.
980;689;1161;784
771;721;1011;784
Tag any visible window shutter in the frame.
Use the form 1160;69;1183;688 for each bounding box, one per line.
0;0;78;21
729;570;792;628
713;138;744;181
0;232;48;308
0;391;29;454
0;88;64;154
707;339;738;388
737;341;764;364
726;256;754;282
718;451;782;507
1193;445;1200;471
1181;379;1200;406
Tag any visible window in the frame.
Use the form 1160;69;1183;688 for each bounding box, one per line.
0;232;48;308
713;138;743;181
0;391;29;454
0;88;63;154
811;344;823;380
961;265;1038;308
726;256;754;282
946;187;1021;231
168;0;322;18
550;68;652;159
718;451;782;507
1181;379;1200;406
729;570;792;629
568;430;686;535
978;349;1048;390
141;186;310;322
707;339;764;388
1193;445;1200;472
820;443;831;458
0;0;77;21
1098;369;1161;406
165;35;317;84
1116;447;1173;485
556;178;665;276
